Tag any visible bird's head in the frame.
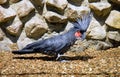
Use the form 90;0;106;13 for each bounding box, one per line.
72;12;92;40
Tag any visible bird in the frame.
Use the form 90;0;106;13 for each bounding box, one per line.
12;13;92;60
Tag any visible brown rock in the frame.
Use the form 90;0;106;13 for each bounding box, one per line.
9;0;20;4
64;4;90;21
105;10;120;29
67;0;83;6
46;0;68;13
89;2;111;17
107;31;120;41
87;17;106;40
0;6;16;22
17;30;36;49
88;0;100;3
110;0;120;4
0;0;7;4
65;22;74;31
31;0;44;7
44;11;67;23
0;28;5;41
42;2;47;16
10;0;35;18
25;14;48;39
0;30;13;51
6;16;23;36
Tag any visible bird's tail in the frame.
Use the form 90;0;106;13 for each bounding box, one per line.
12;49;37;54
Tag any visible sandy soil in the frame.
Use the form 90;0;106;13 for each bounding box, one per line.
0;48;120;77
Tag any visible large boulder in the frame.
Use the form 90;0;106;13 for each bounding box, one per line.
107;31;120;42
0;6;16;22
65;22;74;31
17;30;36;49
47;23;67;32
88;0;100;3
0;28;4;41
6;16;23;36
46;0;68;13
105;10;120;30
71;39;112;51
9;0;20;4
64;4;90;21
10;0;35;18
0;28;13;51
31;0;44;7
87;17;106;40
89;2;111;17
109;0;120;4
25;14;48;39
0;0;7;4
67;0;83;6
44;11;67;23
95;41;113;50
0;37;13;51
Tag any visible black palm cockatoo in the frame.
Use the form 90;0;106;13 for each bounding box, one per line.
12;13;92;60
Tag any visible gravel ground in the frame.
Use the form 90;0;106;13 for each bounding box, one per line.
0;48;120;77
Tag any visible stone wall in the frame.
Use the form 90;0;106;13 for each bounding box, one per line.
0;0;120;51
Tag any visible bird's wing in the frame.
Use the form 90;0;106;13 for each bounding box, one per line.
35;36;68;52
22;40;45;50
54;40;67;52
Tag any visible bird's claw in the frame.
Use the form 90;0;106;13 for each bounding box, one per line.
56;54;61;60
56;54;69;62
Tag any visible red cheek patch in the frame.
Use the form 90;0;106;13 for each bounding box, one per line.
75;31;81;37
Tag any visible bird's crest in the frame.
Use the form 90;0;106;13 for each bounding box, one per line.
73;12;92;31
75;31;82;37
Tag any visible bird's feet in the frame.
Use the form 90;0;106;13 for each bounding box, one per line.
56;54;62;60
55;54;69;62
